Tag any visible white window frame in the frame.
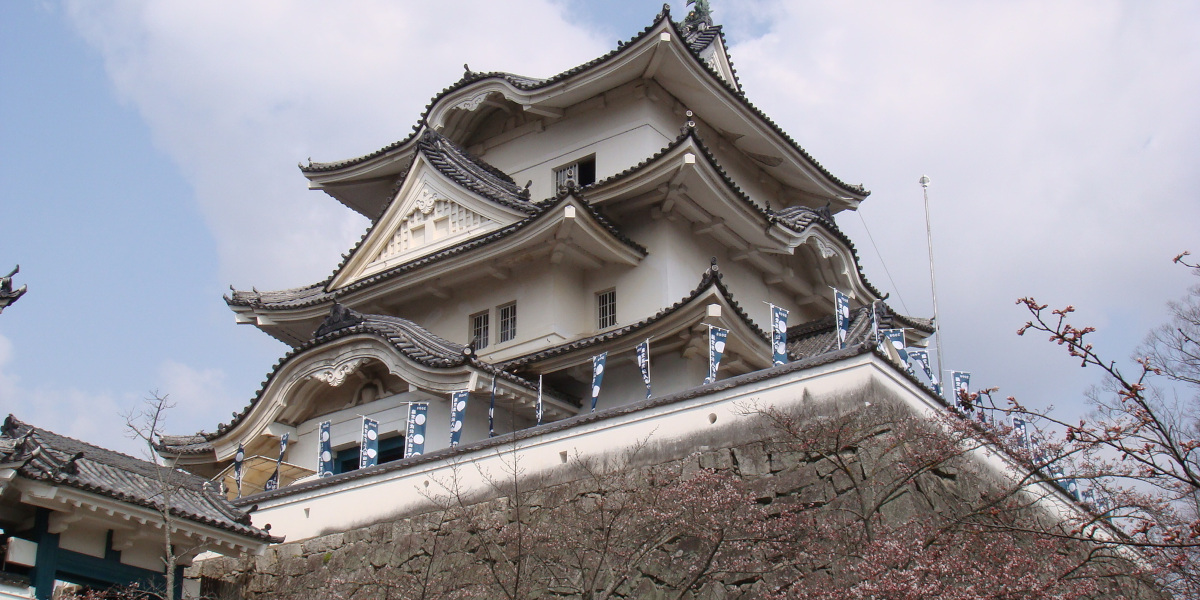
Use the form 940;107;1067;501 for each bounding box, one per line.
470;311;490;350
498;302;517;343
597;288;617;329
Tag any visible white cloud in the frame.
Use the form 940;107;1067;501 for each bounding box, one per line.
155;360;237;433
0;332;240;456
57;0;1200;418
0;332;142;456
62;0;612;290
723;0;1200;408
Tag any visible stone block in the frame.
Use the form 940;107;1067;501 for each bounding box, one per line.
698;448;733;471
733;444;771;476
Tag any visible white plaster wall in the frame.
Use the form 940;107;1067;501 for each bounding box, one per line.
251;354;907;541
482;84;681;202
284;388;530;474
57;522;106;558
249;353;1095;547
121;540;165;571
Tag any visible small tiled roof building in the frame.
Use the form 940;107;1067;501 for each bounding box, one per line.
0;416;274;599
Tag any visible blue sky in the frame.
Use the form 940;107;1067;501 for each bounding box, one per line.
2;0;1198;455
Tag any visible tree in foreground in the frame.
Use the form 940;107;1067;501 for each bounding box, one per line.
972;251;1200;597
242;390;1157;599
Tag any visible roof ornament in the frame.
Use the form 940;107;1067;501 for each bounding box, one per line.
709;256;719;272
682;109;697;135
818;201;834;224
2;414;18;437
683;0;714;33
0;265;27;315
557;180;578;198
314;302;365;338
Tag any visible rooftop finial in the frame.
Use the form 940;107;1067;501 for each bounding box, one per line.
683;0;713;33
0;265;26;315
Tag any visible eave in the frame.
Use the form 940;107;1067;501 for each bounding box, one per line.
499;265;771;375
582;130;885;305
197;312;577;465
7;476;273;555
301;8;867;219
227;194;645;346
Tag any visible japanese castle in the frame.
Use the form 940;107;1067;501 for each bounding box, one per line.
151;3;937;539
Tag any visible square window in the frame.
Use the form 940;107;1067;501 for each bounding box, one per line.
470;311;490;350
597;289;616;329
498;302;517;343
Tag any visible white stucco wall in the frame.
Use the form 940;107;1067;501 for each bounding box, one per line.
248;353;912;541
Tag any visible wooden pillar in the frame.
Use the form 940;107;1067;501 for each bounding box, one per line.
29;509;60;600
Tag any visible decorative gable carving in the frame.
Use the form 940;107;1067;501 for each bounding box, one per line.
330;161;531;290
372;187;495;265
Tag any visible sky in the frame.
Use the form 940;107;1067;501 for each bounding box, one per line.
1;0;1197;457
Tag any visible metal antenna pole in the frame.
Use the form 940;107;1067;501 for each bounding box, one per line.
920;175;945;383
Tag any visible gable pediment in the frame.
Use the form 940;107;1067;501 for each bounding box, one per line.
331;160;530;290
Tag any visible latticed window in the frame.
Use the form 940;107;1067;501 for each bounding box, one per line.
597;289;616;329
498;302;517;343
471;311;489;349
553;156;596;190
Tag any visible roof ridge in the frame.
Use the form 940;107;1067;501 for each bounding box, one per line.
300;8;674;175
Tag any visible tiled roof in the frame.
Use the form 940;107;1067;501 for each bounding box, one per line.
203;304;539;441
582;127;887;301
498;262;769;371
416;130;534;215
226;193;645;312
1;415;275;543
156;434;213;456
685;25;722;54
786;301;934;361
298;6;865;197
771;205;836;231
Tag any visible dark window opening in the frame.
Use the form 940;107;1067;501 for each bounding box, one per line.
333;435;407;474
554;156;596;189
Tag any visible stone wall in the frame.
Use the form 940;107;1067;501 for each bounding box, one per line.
191;390;1159;599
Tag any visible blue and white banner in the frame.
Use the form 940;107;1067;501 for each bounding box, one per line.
950;370;971;407
317;420;333;478
536;375;544;425
1081;487;1095;507
770;304;789;366
908;349;936;385
1030;433;1048;466
449;390;468;447
833;288;851;349
1012;417;1029;450
360;417;380;468
590;353;607;412
1048;462;1080;501
404;403;429;458
706;326;729;384
881;329;908;363
264;433;289;491
233;443;245;498
636;339;652;398
488;376;497;438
